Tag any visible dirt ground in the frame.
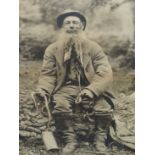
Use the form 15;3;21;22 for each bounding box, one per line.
19;60;135;155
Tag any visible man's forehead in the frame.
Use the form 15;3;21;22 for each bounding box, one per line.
64;16;81;22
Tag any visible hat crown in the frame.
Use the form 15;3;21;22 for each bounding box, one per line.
57;9;86;30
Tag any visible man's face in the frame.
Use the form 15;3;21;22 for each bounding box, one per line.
62;16;83;34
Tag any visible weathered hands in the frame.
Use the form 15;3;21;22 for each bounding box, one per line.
75;88;94;104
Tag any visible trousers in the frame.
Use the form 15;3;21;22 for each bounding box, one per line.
52;85;112;114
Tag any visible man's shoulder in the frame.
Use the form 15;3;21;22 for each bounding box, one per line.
45;41;60;55
46;41;58;51
84;39;103;51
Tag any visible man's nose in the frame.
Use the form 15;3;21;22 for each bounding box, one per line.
70;26;74;29
69;23;74;29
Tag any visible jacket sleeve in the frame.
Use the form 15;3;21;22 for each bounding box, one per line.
37;45;56;94
86;46;113;97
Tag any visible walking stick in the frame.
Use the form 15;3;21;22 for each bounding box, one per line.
31;92;59;151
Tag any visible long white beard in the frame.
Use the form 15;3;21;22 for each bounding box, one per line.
57;30;86;64
57;30;86;47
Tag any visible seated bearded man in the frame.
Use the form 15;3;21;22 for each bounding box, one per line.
35;10;113;154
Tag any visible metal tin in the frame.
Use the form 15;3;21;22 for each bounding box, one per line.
42;131;59;151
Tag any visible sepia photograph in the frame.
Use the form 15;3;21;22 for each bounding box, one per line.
19;0;135;154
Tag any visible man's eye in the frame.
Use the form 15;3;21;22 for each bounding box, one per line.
73;21;79;24
64;21;70;24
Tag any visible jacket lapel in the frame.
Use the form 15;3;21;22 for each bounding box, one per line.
83;53;91;71
54;46;67;92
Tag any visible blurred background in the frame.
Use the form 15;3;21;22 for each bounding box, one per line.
19;0;134;73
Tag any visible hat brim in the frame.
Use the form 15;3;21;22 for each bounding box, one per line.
57;12;86;30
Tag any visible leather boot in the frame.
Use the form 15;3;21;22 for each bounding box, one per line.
94;114;112;152
95;131;108;152
62;131;78;154
54;114;78;154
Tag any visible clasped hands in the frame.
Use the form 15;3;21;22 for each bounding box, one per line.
75;88;94;104
34;88;95;106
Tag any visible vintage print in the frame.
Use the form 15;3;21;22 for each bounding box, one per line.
19;0;135;154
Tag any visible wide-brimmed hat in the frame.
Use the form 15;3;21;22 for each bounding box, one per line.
57;9;86;30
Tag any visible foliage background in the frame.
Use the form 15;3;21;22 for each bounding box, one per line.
19;0;134;72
